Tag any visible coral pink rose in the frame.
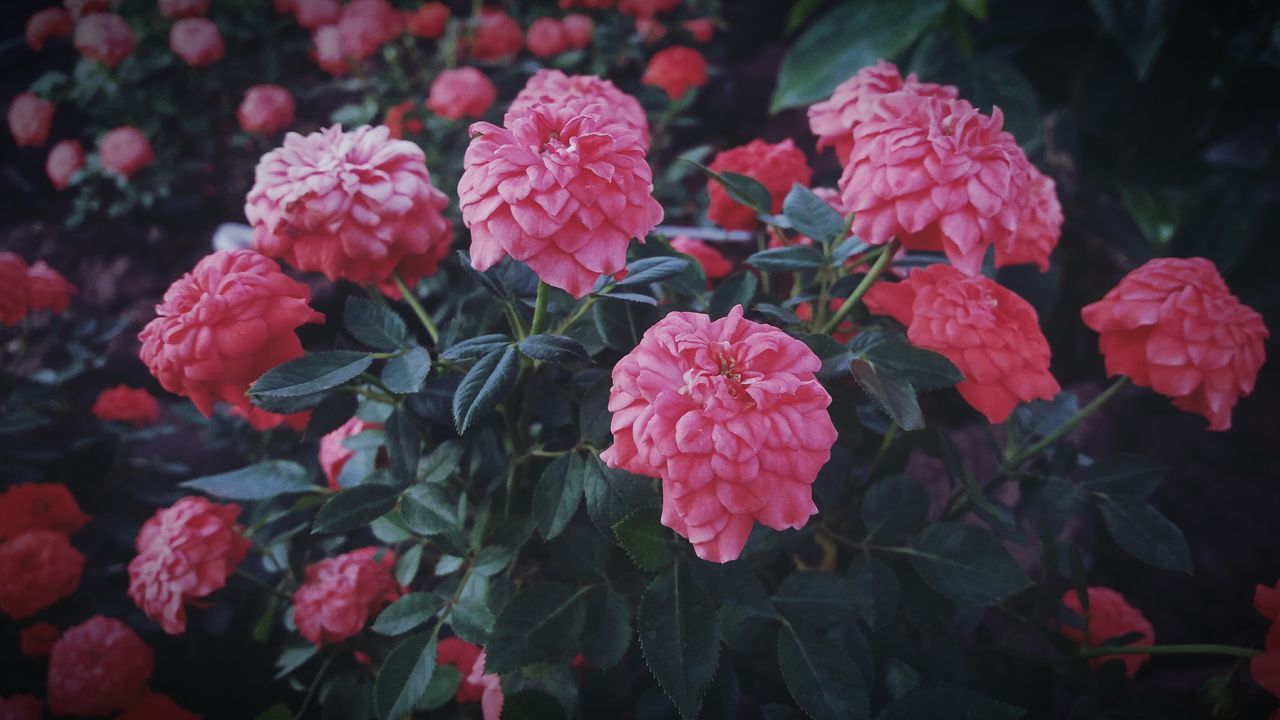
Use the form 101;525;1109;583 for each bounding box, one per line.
48;616;154;717
20;623;61;658
118;693;201;720
0;483;89;540
683;17;714;42
469;9;522;62
561;14;593;49
438;637;485;702
671;237;731;281
8;93;55;148
405;2;448;38
98;126;153;178
138;249;322;431
618;0;679;17
26;261;76;315
426;67;496;120
0;695;42;720
337;0;402;62
292;547;401;645
505;69;649;147
0;530;85;619
602;306;837;562
246;125;453;286
169;17;223;67
525;18;567;57
158;0;209;18
295;0;339;29
318;416;383;489
237;85;295;135
128;496;250;635
27;8;74;50
311;24;346;75
46;139;85;190
1061;587;1155;678
468;650;504;720
74;13;135;67
996;162;1062;271
0;253;30;326
94;383;162;428
1081;257;1267;430
459;104;663;298
707;138;812;231
864;264;1060;423
642;45;708;100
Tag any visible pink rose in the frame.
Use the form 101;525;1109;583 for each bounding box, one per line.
295;0;338;29
683;17;714;43
48;616;154;716
318;416;383;489
468;9;522;62
437;637;484;702
292;547;401;645
561;14;593;49
670;236;731;282
46;139;85;190
98;126;154;178
311;24;346;75
65;0;116;19
427;67;496;120
158;0;209;18
996;162;1062;271
618;0;680;18
337;0;402;62
8;92;55;148
27;8;74;51
525;18;567;58
0;695;42;720
707;138;812;231
237;84;295;135
26;260;76;315
0;531;85;619
467;650;504;720
93;384;161;426
641;45;708;100
169;17;224;67
505;69;649;147
73;12;136;67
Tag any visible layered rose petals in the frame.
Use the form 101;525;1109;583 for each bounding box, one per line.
292;547;401;645
48;616;154;717
98;126;153;178
1061;587;1155;678
997;162;1063;271
0;483;89;540
73;12;135;68
0;531;85;619
238;85;296;135
707;138;811;231
642;45;708;100
92;384;161;426
427;67;497;121
505;69;649;147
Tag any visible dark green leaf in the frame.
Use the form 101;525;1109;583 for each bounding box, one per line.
250;351;372;400
850;329;963;390
849;359;923;431
382;347;432;394
582;586;631;670
420;440;464;485
1097;497;1191;572
746;246;826;272
416;664;460;711
614;257;691;288
879;685;1025;720
862;475;930;542
710;272;758;319
449;595;496;644
639;564;720;720
533;453;585;540
585;460;657;536
304;392;358;441
502;691;567;720
783;185;846;246
313;484;400;534
373;632;436;720
593;296;657;350
848;557;900;629
485;582;587;674
773;573;860;627
603;292;659;305
909;523;1031;605
471;546;515;577
395;544;424;586
957;0;988;19
579;376;612;445
612;507;673;571
182;461;317;500
518;335;591;363
384;410;420;481
274;643;317;679
1090;0;1168;79
778;623;869;720
1080;456;1165;498
440;334;512;362
831;237;872;265
373;592;446;636
344;297;408;351
401;484;458;535
453;345;520;434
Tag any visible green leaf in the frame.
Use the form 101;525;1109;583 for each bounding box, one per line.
303;392;358;441
420;440;464;485
772;572;860;627
638;564;720;720
502;691;567;720
344;297;408;351
250;351;372;400
182;461;317;500
957;0;988;20
373;632;436;720
382;347;432;394
582;586;631;669
879;685;1025;720
909;523;1032;605
771;0;948;111
848;557;900;629
612;507;673;571
687;161;772;213
384;410;420;481
1090;0;1168;79
485;582;587;674
395;544;424;586
533;453;585;540
1080;456;1165;497
416;663;461;710
255;704;293;720
1097;497;1191;572
862;475;931;543
746;246;826;272
452;345;520;434
593;297;657;350
373;592;446;636
401;484;458;535
710;272;757;319
312;484;400;534
439;334;512;362
518;335;591;364
849;329;963;390
848;359;923;431
783;184;846;246
584;458;657;535
449;595;496;644
614;256;691;288
778;623;869;720
472;546;515;577
274;643;317;679
578;376;613;445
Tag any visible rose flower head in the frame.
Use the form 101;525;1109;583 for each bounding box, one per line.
66;0;116;20
684;17;714;43
671;237;732;282
707;138;812;231
602;306;837;563
48;616;154;717
169;17;223;67
0;530;85;619
405;2;448;38
337;0;402;62
311;24;346;75
292;547;401;645
864;264;1060;423
47;139;85;190
26;260;76;315
295;0;338;29
318;416;383;489
468;9;522;62
0;482;90;540
1061;587;1155;678
996;162;1062;271
8;92;55;148
468;650;504;720
505;69;649;147
27;8;74;51
74;13;135;67
561;14;593;49
0;253;30;326
246;124;452;286
238;85;296;135
138;249;323;431
642;45;708;100
98;126;154;178
20;622;61;658
438;637;485;702
1081;257;1267;430
427;67;497;121
158;0;209;18
93;385;161;426
525;18;567;58
459;103;663;298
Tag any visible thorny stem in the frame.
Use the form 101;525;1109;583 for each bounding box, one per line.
820;239;898;335
391;273;439;344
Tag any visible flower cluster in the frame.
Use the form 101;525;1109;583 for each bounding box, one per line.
291;547;401;645
0;252;76;326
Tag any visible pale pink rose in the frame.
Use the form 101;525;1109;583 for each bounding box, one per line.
996;162;1062;271
169;17;223;67
295;0;338;29
525;18;566;58
311;24;346;75
468;9;521;62
73;13;135;67
237;85;295;135
46;139;85;190
245;124;453;286
292;547;400;645
505;69;649;147
601;306;837;562
561;14;593;49
459;105;663;298
337;0;402;62
426;67;496;120
98;126;153;178
27;8;74;51
467;651;504;720
318;417;383;489
158;0;209;18
8;93;54;148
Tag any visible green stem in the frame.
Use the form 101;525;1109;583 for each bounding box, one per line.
820;239;897;334
294;652;335;720
1078;643;1259;660
1006;376;1129;469
529;281;552;337
556;295;597;335
391;273;439;344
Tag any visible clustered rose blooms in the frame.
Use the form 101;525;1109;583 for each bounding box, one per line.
138;249;323;431
404;1;448;38
1082;257;1267;431
0;530;85;619
525;17;567;57
337;0;402;62
437;637;485;703
237;85;296;135
8;92;55;148
128;496;251;634
707;138;812;231
27;7;74;51
459;104;663;297
19;622;61;658
603;306;838;562
642;45;708;100
1061;587;1155;678
46;139;85;190
291;547;401;645
0;254;76;325
73;12;136;68
92;384;161;426
427;67;497;120
169;17;223;67
864;264;1060;423
246;124;453;287
468;650;504;720
118;693;202;720
0;483;89;539
0;695;41;720
318;416;383;489
671;236;732;282
48;616;154;717
158;0;209;18
1252;579;1280;710
505;69;650;147
469;9;522;62
561;14;594;49
98;126;154;178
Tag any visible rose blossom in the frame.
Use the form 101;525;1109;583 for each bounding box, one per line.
633;17;665;44
1061;587;1155;678
138;249;322;431
996;162;1062;271
292;547;401;645
1081;257;1267;430
671;237;731;281
0;483;90;540
384;100;423;139
318;416;383;489
312;25;346;75
74;13;135;67
295;0;338;29
808;60;956;164
468;9;522;62
337;0;402;62
438;637;485;703
48;616;154;717
684;17;714;43
118;693;201;720
641;45;708;100
20;623;61;658
66;0;116;18
0;253;29;326
8;93;55;148
405;2;448;38
26;261;76;314
92;385;161;426
128;496;250;635
0;530;85;619
706;138;812;231
459;104;663;298
46;140;85;190
426;67;497;120
602;306;837;562
158;0;209;18
505;69;649;147
864;264;1060;423
246;125;452;287
468;650;504;720
170;17;223;67
561;14;593;49
525;18;567;58
27;8;74;51
618;0;680;17
1259;580;1280;621
0;696;41;720
98;126;154;178
238;85;295;135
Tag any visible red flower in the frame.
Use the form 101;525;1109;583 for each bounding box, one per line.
1254;620;1280;699
560;0;613;8
670;237;731;282
93;384;161;426
66;0;115;20
561;14;593;49
0;530;85;619
427;67;497;121
0;695;42;720
0;253;29;326
1258;580;1280;621
505;69;649;147
26;261;75;315
169;17;223;67
383;100;423;139
618;0;680;18
405;2;448;38
138;249;322;430
997;162;1062;271
27;8;74;51
48;616;154;717
46;139;85;190
1061;587;1155;677
8;93;54;148
237;85;295;135
0;483;89;540
526;18;567;57
337;0;402;62
295;0;338;29
74;13;135;68
98;126;154;179
1081;257;1267;431
469;9;522;62
318;417;383;489
437;636;485;703
795;298;856;343
633;17;666;44
292;547;401;645
19;622;61;658
642;45;708;100
684;17;714;42
118;692;202;720
864;264;1060;423
158;0;209;18
706;138;812;231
